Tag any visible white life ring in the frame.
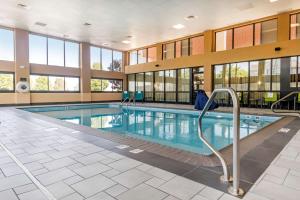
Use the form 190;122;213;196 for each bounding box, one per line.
16;81;30;93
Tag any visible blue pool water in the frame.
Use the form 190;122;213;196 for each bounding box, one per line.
22;104;280;155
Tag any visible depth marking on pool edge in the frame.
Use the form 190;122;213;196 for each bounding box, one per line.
0;140;57;200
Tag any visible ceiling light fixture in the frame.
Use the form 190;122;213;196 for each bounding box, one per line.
17;3;30;9
35;22;47;27
83;22;91;26
291;23;300;27
184;15;198;21
172;24;185;29
122;40;131;44
269;0;279;3
102;43;110;46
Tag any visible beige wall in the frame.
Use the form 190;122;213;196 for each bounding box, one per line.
0;29;125;105
124;11;300;94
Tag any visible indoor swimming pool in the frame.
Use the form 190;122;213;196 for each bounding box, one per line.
21;104;280;155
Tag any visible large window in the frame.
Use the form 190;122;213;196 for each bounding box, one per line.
29;34;80;67
190;36;204;55
136;73;144;92
177;69;190;103
165;70;176;102
137;49;147;64
175;39;189;57
154;71;165;101
90;46;122;71
291;13;300;40
216;19;277;51
147;47;157;62
290;56;300;88
163;43;175;60
128;74;135;93
145;72;154;101
129;51;137;65
0;73;14;91
91;78;122;92
230;62;249;91
234;25;253;49
30;75;79;92
0;28;14;61
215;29;233;51
129;47;157;65
249;60;271;91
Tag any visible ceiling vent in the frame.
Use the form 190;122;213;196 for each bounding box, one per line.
35;22;47;27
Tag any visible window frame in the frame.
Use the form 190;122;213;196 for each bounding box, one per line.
30;73;80;93
0;27;15;62
0;72;15;93
29;33;80;68
90;77;123;93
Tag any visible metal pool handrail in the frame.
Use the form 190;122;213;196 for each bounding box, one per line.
198;88;244;196
271;91;300;117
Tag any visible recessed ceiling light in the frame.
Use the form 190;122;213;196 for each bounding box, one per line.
122;40;131;44
35;22;47;27
184;15;198;21
102;43;110;46
269;0;279;3
83;22;91;26
17;3;30;10
126;35;133;38
172;24;185;29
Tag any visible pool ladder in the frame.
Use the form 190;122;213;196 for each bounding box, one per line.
198;88;244;197
271;91;300;117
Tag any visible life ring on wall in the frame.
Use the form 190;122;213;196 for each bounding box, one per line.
16;81;30;93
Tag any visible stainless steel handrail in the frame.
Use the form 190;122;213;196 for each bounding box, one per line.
121;97;129;105
271;91;300;117
198;88;244;196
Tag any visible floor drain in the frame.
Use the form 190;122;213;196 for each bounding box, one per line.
130;149;144;154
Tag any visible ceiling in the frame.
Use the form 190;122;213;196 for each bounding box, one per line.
0;0;299;51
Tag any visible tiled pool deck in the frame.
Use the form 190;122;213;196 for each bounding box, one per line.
0;105;299;200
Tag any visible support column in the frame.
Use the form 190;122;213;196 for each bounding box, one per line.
80;42;91;102
277;12;290;42
14;29;30;104
203;30;214;95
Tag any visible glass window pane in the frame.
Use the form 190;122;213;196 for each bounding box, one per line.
145;72;153;101
234;25;253;48
154;71;164;101
147;47;157;62
128;74;135;92
49;76;64;91
290;14;300;40
163;43;174;60
178;68;190;103
272;58;280;91
216;30;233;51
214;64;229;89
30;75;48;91
112;51;122;72
0;29;14;61
255;19;277;45
101;48;112;71
90;47;101;70
48;38;64;66
91;79;102;91
190;36;204;55
175;41;181;58
65;41;79;68
65;77;79;91
165;70;176;102
249;60;271;91
129;51;137;65
111;80;122;92
29;34;47;64
0;73;14;91
137;49;146;64
181;39;189;56
230;62;249;91
136;73;144;91
102;79;112;91
290;57;297;88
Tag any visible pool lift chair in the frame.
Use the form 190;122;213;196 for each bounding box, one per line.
198;87;244;197
121;91;132;105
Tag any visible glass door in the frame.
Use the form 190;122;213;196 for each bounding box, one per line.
192;67;204;103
